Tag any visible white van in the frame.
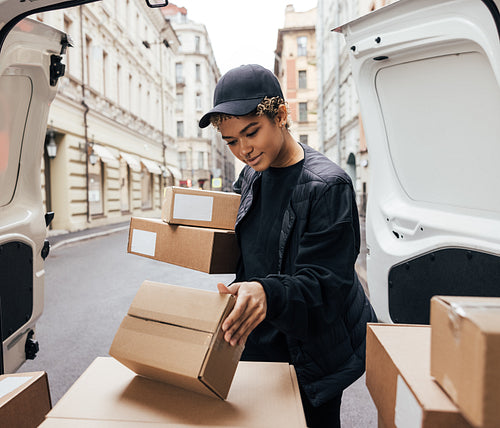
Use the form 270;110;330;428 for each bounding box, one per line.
337;0;500;323
0;0;167;373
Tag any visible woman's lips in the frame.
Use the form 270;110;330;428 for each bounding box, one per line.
246;153;263;166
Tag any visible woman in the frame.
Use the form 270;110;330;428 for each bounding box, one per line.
199;64;377;428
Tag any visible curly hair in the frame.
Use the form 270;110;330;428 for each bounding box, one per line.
209;96;290;130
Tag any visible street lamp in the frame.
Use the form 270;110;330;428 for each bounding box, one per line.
46;129;57;159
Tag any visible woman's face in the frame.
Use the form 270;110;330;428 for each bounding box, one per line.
218;113;289;171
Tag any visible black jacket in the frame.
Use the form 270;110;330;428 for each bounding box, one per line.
233;143;377;406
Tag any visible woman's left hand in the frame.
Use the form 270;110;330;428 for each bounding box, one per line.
217;281;267;346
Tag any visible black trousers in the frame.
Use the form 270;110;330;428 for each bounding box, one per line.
300;388;342;428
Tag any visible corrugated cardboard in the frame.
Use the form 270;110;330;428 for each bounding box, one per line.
109;280;244;400
0;371;51;427
366;323;472;428
44;357;307;427
430;296;500;428
162;186;240;230
127;217;239;274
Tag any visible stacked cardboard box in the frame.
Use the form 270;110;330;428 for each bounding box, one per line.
0;371;51;427
367;297;500;428
109;280;244;400
430;296;500;428
120;188;244;399
128;187;241;274
42;357;307;427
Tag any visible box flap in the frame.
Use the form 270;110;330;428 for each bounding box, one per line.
0;371;47;405
434;296;500;334
129;280;235;333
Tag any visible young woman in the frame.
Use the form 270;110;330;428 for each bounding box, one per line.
199;64;377;428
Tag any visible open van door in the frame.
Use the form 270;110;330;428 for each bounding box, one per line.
0;0;168;373
336;0;500;323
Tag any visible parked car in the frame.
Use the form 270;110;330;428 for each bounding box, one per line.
0;0;168;374
337;0;500;323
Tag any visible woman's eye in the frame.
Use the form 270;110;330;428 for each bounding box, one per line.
247;129;258;137
226;140;237;146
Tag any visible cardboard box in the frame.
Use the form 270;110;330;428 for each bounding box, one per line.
44;357;307;427
127;217;239;274
366;323;472;428
109;280;244;400
0;371;51;427
430;296;500;428
162;186;240;230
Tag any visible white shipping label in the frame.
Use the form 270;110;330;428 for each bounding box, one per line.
0;376;32;399
395;375;423;428
173;194;213;221
131;229;157;256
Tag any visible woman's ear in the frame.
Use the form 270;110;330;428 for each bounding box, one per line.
276;104;288;127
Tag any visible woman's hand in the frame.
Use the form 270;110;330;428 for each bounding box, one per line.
217;282;267;346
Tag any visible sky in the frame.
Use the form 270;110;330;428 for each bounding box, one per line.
171;0;318;75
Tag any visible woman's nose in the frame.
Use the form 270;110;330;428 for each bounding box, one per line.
240;139;253;157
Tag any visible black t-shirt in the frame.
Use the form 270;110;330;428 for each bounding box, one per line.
239;159;304;362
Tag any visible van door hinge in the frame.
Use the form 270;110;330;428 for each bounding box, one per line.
49;55;65;86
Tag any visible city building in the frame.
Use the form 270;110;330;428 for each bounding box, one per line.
163;4;235;191
275;5;319;152
39;0;181;232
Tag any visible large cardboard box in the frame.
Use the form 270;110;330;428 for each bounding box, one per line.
127;217;239;274
430;296;500;428
366;323;472;428
0;371;51;427
162;186;240;230
109;280;244;400
44;357;307;427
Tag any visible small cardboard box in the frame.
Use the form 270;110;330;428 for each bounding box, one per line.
0;371;51;427
127;217;239;274
430;296;500;428
109;280;244;400
44;357;307;427
162;186;240;230
366;323;471;428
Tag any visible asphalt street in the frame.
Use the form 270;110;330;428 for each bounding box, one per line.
21;223;377;427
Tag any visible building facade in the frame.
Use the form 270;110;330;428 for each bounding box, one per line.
275;5;319;152
163;4;235;191
39;0;181;232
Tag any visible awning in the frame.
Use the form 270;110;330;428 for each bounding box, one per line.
92;144;119;167
141;158;163;175
166;165;182;180
119;152;141;172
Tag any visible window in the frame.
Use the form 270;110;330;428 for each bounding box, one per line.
297;36;307;56
195;93;202;111
128;74;133;110
116;64;121;104
102;50;108;97
177;121;184;138
85;35;92;85
119;159;130;212
299;134;309;146
195;36;201;52
179;152;187;169
198;151;204;169
195;63;201;81
63;16;73;73
175;63;184;84
89;160;104;216
298;70;307;89
299;102;308;122
176;92;184;111
141;165;152;210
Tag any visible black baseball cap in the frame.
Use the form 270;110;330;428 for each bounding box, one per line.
199;64;284;128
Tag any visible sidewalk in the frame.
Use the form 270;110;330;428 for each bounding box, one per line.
47;221;130;250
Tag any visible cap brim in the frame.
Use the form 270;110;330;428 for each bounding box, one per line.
198;97;263;128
